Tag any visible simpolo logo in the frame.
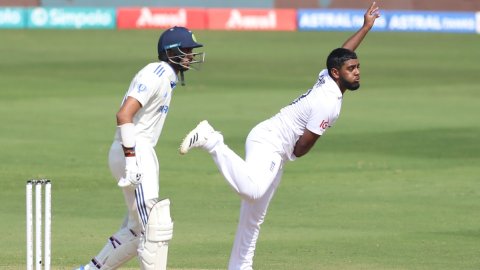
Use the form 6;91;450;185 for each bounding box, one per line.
30;8;49;26
0;8;23;25
29;8;114;29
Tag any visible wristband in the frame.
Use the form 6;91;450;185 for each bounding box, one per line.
119;123;136;148
122;146;136;157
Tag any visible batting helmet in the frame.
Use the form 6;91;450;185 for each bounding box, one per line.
158;26;203;55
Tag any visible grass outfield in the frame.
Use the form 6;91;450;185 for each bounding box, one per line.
1;29;479;269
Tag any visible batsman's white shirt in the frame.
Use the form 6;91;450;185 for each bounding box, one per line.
110;61;177;212
114;61;177;146
257;68;343;160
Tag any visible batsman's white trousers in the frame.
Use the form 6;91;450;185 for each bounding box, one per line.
209;124;286;270
109;140;160;232
82;141;161;270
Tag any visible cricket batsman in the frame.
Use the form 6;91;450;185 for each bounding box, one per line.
75;26;205;270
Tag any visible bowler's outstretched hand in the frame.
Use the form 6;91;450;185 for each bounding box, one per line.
364;2;381;29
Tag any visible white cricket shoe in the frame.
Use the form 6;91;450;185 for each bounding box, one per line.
179;120;215;154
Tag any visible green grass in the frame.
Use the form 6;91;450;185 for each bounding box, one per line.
1;29;479;269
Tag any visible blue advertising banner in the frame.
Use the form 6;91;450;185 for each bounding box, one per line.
298;9;477;33
0;8;26;28
26;7;116;29
476;12;480;34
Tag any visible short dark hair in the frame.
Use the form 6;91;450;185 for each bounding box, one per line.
326;48;357;77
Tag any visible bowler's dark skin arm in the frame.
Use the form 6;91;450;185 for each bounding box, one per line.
293;129;320;158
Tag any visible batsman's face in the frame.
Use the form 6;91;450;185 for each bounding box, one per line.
339;59;361;91
180;48;194;67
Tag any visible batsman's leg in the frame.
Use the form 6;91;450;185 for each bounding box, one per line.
138;199;173;270
75;143;146;270
78;217;141;270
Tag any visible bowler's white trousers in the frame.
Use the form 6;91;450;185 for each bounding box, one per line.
208;124;286;270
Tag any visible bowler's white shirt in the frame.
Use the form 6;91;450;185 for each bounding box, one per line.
114;61;177;146
259;69;343;160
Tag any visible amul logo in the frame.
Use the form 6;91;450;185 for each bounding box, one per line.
320;120;329;129
137;8;187;27
226;10;276;29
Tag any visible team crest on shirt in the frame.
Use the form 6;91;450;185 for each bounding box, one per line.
137;83;147;92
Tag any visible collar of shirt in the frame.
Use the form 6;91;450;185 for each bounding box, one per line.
159;61;178;88
320;69;343;100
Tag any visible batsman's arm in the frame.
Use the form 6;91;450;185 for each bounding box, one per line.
116;97;142;156
342;1;380;51
116;97;144;187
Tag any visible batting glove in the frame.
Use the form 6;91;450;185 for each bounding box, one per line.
118;156;143;187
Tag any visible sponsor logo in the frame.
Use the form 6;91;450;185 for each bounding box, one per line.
136;8;187;27
320;120;329;129
388;13;475;32
157;105;169;113
226;9;276;29
298;10;386;30
28;7;115;29
30;8;48;26
0;8;25;28
389;14;442;31
298;10;475;33
299;11;353;29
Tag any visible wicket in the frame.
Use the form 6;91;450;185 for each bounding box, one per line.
26;179;52;270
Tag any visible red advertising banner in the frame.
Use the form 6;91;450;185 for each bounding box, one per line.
117;8;207;29
207;8;297;31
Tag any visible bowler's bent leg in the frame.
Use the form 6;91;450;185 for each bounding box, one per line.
209;135;283;201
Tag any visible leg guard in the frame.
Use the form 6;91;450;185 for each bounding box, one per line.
83;227;140;270
138;199;173;270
